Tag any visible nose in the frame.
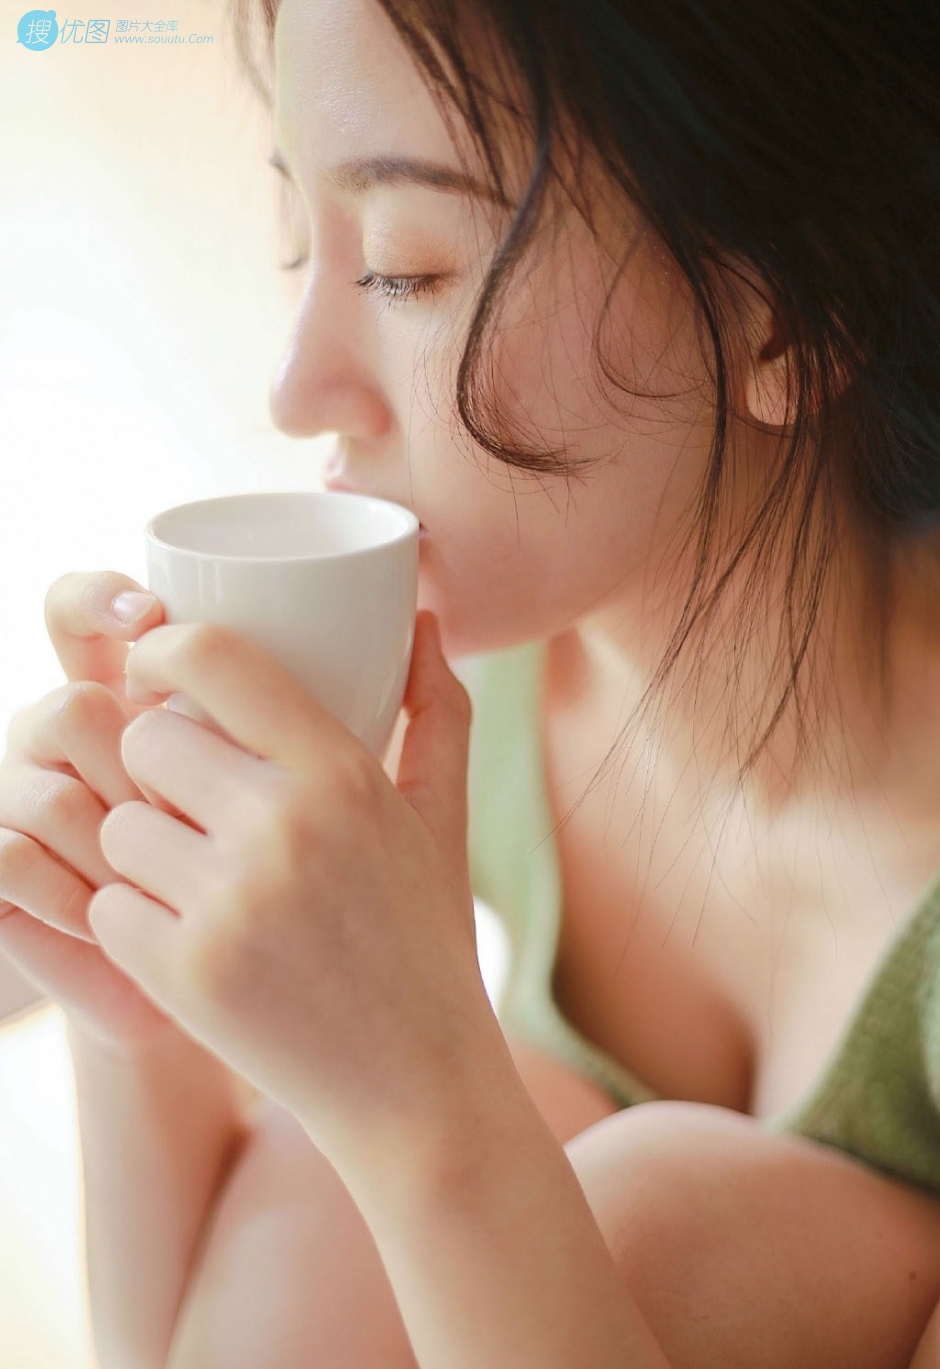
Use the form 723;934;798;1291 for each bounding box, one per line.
267;274;394;442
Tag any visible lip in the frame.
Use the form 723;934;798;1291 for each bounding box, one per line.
323;477;427;538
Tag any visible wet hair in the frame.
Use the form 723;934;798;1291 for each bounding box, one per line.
228;0;940;800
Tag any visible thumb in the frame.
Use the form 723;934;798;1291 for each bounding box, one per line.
395;611;472;850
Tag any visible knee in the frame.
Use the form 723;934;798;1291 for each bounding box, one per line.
564;1099;940;1369
564;1100;761;1294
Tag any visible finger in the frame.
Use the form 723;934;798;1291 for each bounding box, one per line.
0;762;123;892
118;707;264;835
98;799;213;916
44;570;164;695
396;611;472;852
0;904;171;1043
124;621;361;773
0;826;98;942
87;881;184;1018
6;681;148;810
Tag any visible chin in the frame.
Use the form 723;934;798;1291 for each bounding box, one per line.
417;598;534;663
416;564;559;658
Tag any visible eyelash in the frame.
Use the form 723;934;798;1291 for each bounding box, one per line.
279;254;442;305
358;269;443;303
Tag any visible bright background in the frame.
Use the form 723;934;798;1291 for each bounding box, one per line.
2;5;306;1365
1;4;507;1365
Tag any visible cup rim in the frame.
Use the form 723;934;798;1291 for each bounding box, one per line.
145;490;420;562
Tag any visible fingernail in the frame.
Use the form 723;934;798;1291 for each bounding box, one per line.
112;591;157;624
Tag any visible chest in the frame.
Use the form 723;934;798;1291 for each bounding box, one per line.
538;644;937;1121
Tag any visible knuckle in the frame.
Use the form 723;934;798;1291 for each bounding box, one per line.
4;689;64;753
5;682;117;764
119;707;159;752
42;571;74;618
240;765;314;841
58;879;92;933
187;907;256;1004
242;796;309;876
45;572;95;630
221;764;290;842
331;749;379;810
58;679;115;729
0;826;40;887
98;799;132;843
259;755;376;847
175;620;231;667
35;771;95;827
4;703;34;751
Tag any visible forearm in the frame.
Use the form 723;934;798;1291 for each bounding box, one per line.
322;1048;672;1369
67;1020;255;1369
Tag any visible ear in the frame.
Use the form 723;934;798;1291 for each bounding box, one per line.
745;307;793;429
721;254;795;431
728;256;856;430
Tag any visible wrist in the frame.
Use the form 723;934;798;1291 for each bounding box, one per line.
314;1015;536;1212
336;1058;669;1369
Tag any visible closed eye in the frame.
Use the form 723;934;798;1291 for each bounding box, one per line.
270;160;452;307
354;270;444;303
279;254;445;306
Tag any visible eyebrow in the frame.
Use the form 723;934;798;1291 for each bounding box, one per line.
268;148;514;211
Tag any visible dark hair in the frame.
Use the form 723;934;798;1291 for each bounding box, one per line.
228;0;940;800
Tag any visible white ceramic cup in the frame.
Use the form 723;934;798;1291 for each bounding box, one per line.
144;491;420;759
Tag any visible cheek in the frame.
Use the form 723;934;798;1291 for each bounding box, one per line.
593;264;715;456
493;226;713;464
411;234;715;652
415;481;634;658
481;291;711;565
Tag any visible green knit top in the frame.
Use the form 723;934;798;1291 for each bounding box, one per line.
461;637;940;1197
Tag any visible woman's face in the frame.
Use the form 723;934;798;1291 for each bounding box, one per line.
270;0;721;659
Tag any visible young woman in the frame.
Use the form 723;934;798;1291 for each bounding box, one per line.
1;0;940;1365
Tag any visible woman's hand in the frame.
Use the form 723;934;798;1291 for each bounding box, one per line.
0;571;195;1055
88;610;497;1167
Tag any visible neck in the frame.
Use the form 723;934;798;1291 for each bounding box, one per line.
567;500;940;835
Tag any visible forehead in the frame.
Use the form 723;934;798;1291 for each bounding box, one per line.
274;0;465;164
272;0;536;214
